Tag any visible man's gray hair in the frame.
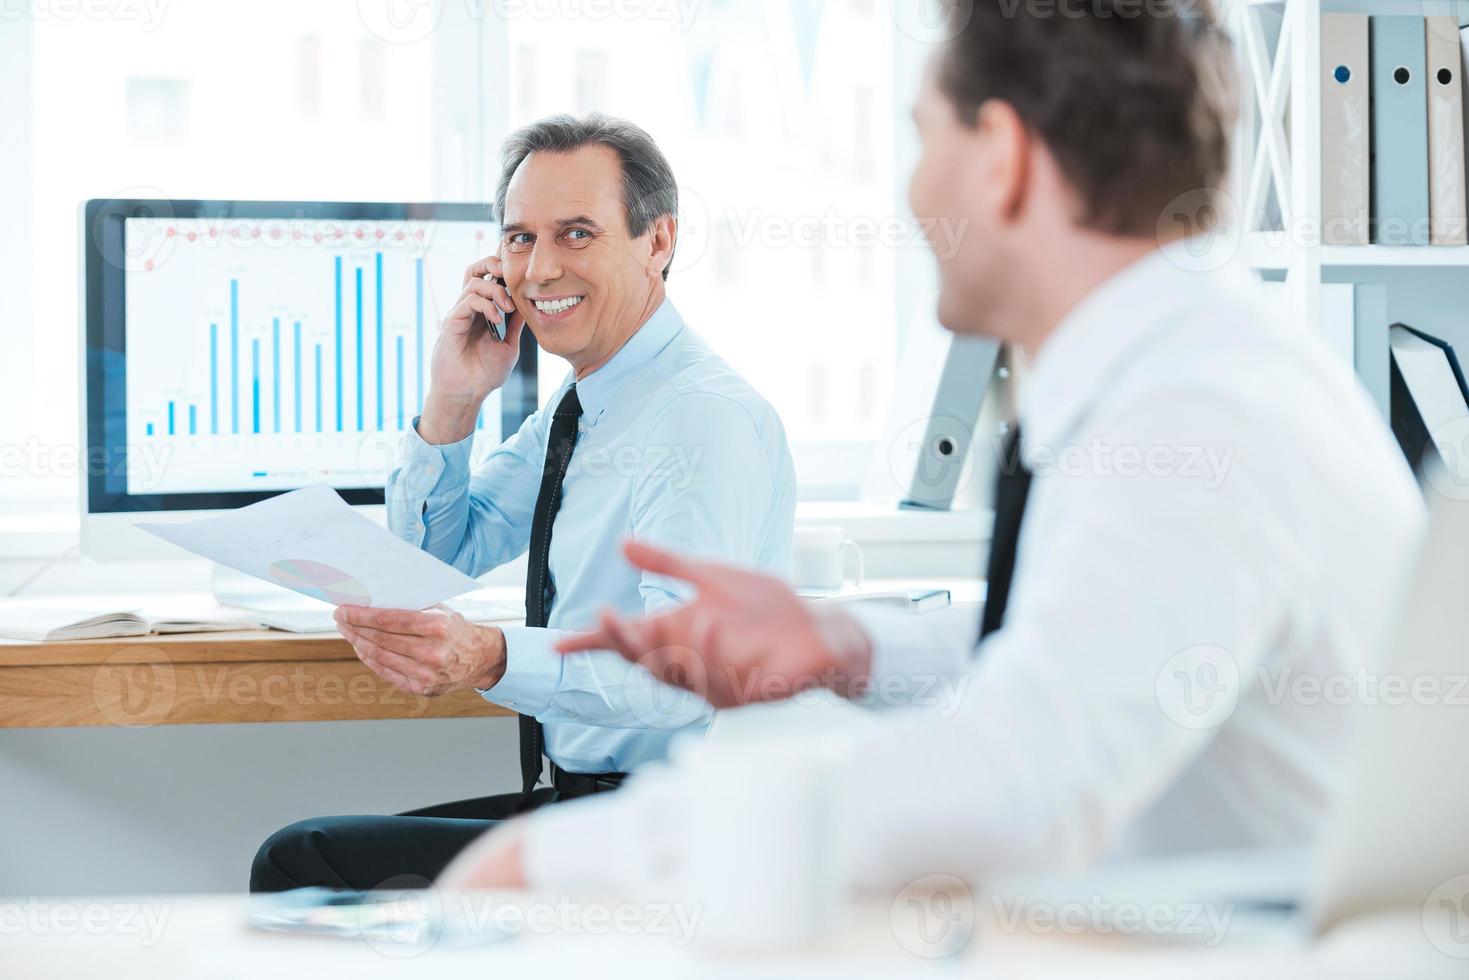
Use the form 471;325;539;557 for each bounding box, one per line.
493;113;679;280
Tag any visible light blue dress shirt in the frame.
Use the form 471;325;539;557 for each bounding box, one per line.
386;299;796;773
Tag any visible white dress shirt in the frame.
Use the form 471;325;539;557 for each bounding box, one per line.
517;246;1425;889
386;299;796;773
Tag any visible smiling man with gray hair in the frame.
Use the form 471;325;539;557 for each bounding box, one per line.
250;112;795;892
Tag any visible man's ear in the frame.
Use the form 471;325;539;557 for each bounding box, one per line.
646;213;677;279
973;100;1032;225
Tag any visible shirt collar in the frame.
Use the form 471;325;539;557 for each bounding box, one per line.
1018;243;1227;453
567;297;685;426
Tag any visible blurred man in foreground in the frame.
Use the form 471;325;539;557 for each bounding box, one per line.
439;1;1423;892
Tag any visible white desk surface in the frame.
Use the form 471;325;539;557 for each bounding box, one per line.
1;892;1452;980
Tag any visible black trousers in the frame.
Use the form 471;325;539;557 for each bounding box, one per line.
249;789;559;893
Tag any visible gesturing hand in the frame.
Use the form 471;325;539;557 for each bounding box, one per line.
335;605;507;697
554;541;875;708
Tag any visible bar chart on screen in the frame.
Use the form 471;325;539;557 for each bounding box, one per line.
122;215;500;496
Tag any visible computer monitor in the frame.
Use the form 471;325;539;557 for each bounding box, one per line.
80;198;538;560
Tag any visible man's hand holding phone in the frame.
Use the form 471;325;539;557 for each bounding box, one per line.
419;255;524;445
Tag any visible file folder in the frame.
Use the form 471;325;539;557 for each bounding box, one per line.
1425;17;1467;244
1370;16;1431;245
1322;14;1370;245
1389;324;1469;473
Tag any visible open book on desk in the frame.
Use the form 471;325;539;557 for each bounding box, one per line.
0;589;525;641
0;598;264;642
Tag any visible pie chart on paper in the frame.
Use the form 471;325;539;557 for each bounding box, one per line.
266;558;373;606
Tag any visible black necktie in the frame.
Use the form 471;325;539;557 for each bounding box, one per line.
978;425;1032;645
518;385;582;806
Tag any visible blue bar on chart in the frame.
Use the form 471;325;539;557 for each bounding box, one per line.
209;322;219;435
376;251;384;431
272;318;281;435
314;344;323;434
415;257;424;415
195;250;450;442
251;338;261;435
167;401;175;436
146;422;154;436
293;321;302;434
355;266;364;432
396;335;404;430
230;279;240;435
335;256;344;433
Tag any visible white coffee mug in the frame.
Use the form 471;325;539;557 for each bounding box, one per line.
670;730;849;948
792;525;863;592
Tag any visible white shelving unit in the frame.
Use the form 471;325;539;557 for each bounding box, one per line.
1224;0;1469;346
1224;0;1320;327
1321;244;1469;266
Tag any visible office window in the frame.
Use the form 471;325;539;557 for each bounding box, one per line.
3;3;910;514
6;2;449;506
507;3;898;449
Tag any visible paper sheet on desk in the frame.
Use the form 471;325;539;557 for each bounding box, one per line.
136;484;482;610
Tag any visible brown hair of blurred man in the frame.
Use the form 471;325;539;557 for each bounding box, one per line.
908;0;1238;347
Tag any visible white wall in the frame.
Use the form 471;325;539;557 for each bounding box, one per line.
0;15;35;492
0;717;520;896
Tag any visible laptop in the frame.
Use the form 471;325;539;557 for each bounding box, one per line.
1308;485;1469;943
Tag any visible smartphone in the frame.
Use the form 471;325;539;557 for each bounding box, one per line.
469;275;512;343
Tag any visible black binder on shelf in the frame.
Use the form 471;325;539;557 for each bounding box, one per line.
1388;323;1469;475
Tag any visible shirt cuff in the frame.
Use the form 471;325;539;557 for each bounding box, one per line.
396;416;474;501
846;604;974;708
479;625;563;716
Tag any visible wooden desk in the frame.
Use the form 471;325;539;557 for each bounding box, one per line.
0;631;512;729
